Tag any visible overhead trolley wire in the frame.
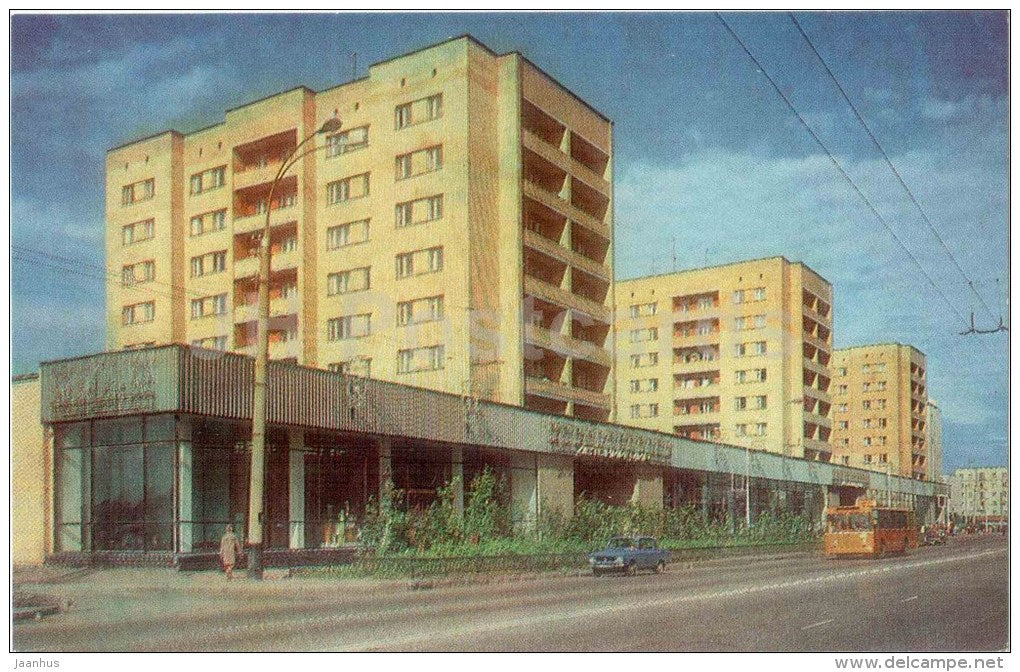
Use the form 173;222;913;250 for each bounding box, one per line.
788;11;1002;325
715;12;971;329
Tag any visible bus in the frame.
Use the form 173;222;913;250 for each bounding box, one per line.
824;499;918;558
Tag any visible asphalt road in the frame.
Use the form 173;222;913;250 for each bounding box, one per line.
12;535;1007;652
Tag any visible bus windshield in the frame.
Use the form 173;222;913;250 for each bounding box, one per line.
827;513;871;532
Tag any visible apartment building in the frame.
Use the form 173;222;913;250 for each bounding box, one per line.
830;344;927;479
106;35;615;421
615;257;834;461
948;467;1008;522
927;399;944;482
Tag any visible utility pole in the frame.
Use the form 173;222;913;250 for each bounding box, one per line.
246;116;342;579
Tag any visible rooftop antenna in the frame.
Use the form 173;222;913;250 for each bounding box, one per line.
671;235;677;273
351;52;358;80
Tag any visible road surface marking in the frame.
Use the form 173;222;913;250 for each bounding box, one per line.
801;619;833;631
901;595;918;603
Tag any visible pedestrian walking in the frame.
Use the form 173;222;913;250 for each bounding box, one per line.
219;525;242;580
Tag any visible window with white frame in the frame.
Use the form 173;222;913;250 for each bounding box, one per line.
121;301;155;325
189;166;226;195
327;267;371;296
327;173;370;204
121;260;155;286
754;395;767;410
396;145;443;180
629;378;658;393
397;295;444;326
394;93;443;129
326;125;369;157
734;396;747;411
630;352;659;368
328;357;372;377
191;335;228;351
732;290;744;304
735;368;766;384
190;209;227;236
122;218;155;245
121;178;155;206
397;344;445;373
395;246;443;279
327;313;372;341
395;194;443;227
326;219;370;249
630;327;658;343
629;403;659;419
752;287;766;302
190;293;227;319
189;250;226;278
629;302;657;318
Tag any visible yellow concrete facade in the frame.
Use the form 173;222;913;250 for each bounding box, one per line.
12;376;48;565
106;36;614;421
830;343;928;479
614;257;834;461
948;467;1008;520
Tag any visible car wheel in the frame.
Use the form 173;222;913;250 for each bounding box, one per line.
625;562;636;577
655;560;666;574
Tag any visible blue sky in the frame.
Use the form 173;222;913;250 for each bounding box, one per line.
10;12;1008;473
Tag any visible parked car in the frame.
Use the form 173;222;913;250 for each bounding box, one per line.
922;525;948;546
589;536;669;576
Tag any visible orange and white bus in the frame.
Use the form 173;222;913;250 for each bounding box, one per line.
824;499;918;558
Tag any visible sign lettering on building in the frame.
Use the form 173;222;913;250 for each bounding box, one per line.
832;466;871;488
47;353;158;421
549;420;671;464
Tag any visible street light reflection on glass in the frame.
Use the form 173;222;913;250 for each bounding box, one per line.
247;116;342;580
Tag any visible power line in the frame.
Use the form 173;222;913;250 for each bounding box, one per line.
788;11;1001;324
715;13;970;328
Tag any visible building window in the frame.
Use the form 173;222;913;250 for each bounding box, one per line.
864;454;873;464
752;287;766;302
630;327;658;343
877;418;887;428
396;145;443;180
733;290;744;305
328;357;372;377
327;173;370;204
121;260;155;286
396;246;443;279
122;301;155;325
836;403;848;413
326;219;370;249
327;125;369;157
190;294;227;319
754;395;767;409
327;267;371;296
191;335;228;351
754;422;767;436
629;378;658;393
837;367;847;376
630;352;659;368
189;166;226;195
734;397;747;411
121;178;155;206
629;403;659;419
863;382;871;392
876;381;887;391
397;344;445;373
395;194;444;228
394;93;443;129
122;218;155;245
190;209;227;237
189;251;227;278
397;295;444;326
837;421;849;430
837;384;848;395
735;368;766;384
629;302;657;318
327;313;372;341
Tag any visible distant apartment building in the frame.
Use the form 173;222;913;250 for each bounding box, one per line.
830;344;928;479
927;399;944;482
948;467;1008;522
615;257;834;461
106;35;615;421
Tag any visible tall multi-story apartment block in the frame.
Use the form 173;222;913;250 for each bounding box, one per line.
830;344;927;479
948;467;1008;522
106;35;615;421
926;399;944;482
614;257;834;461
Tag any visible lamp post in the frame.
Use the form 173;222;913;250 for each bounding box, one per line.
247;116;342;579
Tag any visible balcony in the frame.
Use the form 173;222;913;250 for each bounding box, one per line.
232;160;284;191
523;229;609;282
802;357;829;379
525;375;610;409
233;205;299;235
522;128;610;195
524;322;611;368
524;275;611;324
234;255;259;279
672;356;720;373
803;332;830;353
522;180;609;240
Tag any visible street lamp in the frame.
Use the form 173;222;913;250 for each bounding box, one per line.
247;116;342;579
